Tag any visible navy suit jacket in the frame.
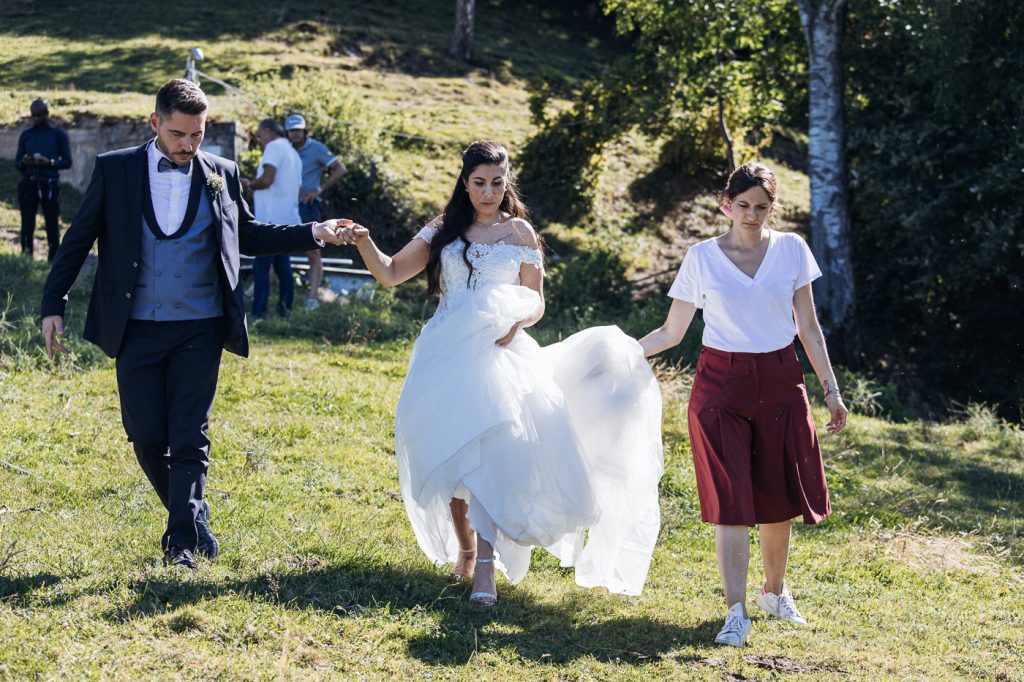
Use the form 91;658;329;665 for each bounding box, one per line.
41;142;320;358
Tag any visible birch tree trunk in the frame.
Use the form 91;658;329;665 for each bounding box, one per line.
796;0;854;329
449;0;476;61
718;95;736;172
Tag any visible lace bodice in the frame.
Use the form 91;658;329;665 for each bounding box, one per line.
416;223;543;320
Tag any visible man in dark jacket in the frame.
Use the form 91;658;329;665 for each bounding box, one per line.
40;79;351;569
15;98;72;261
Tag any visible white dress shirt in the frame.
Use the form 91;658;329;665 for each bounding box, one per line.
147;140;192;236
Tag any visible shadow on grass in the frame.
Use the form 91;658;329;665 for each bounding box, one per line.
99;559;714;666
826;422;1024;561
7;46;186;95
626;163;718;234
0;0;619;93
0;572;66;599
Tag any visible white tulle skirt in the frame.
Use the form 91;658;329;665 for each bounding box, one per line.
394;284;663;595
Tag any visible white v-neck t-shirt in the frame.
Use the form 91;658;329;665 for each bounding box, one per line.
669;230;822;353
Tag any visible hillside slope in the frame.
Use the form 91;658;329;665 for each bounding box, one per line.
0;0;808;284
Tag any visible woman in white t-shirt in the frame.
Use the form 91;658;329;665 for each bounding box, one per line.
639;162;849;647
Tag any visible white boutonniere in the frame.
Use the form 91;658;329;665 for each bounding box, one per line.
205;173;225;200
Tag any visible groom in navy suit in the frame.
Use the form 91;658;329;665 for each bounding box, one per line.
41;79;351;568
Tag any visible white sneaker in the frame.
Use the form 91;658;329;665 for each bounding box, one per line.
756;582;808;625
304;297;319;309
714;602;752;646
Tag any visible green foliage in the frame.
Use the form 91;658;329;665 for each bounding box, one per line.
247;73;388;162
0;253;108;373
327;155;425;254
541;232;633;331
520;0;805;221
846;0;1024;418
833;367;905;421
520;64;641;222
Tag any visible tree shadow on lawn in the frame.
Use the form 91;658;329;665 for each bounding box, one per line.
8;46;187;95
104;558;717;666
829;423;1024;560
626;162;718;234
1;0;616;93
0;572;66;599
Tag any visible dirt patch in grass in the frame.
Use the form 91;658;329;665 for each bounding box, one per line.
743;654;848;675
701;655;848;678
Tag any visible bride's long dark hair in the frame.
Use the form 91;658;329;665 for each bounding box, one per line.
426;141;531;296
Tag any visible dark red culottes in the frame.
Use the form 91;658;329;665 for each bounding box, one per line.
687;344;831;526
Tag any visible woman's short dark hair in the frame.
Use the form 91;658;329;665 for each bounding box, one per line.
719;162;779;205
155;79;208;119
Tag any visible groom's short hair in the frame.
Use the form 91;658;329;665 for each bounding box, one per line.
155;79;208;119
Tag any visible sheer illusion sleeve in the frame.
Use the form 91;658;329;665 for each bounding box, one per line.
415;218;442;244
520;247;543;270
508;218;544;271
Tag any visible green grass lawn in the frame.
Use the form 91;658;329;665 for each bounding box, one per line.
0;0;621;216
0;0;762;275
3;3;1022;678
1;243;1022;680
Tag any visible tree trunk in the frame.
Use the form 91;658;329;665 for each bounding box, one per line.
718;94;735;172
449;0;476;61
796;0;854;330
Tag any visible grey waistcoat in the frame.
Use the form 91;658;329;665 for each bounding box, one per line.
130;163;224;321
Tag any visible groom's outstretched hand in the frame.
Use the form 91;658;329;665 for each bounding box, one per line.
41;315;70;359
312;219;354;246
333;222;370;246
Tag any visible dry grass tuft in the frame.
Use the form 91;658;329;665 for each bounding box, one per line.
651;359;694;404
879;529;1000;575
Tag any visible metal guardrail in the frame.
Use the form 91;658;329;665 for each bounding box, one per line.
238;254;377;303
238;254;369;276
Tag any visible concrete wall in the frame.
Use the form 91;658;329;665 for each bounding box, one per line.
0;116;248;192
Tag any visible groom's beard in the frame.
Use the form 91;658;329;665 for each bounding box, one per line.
155;137;199;165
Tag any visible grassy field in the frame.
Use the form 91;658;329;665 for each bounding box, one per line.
0;0;784;277
3;2;1023;679
0;0;620;213
1;239;1023;680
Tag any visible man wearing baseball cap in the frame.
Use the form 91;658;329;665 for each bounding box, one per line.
285;114;347;308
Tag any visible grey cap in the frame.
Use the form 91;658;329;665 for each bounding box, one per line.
284;114;306;131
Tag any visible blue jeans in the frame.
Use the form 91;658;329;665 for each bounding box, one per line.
299;199;322;223
252;255;294;317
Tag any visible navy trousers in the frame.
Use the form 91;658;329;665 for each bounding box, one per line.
18;177;61;260
115;317;225;552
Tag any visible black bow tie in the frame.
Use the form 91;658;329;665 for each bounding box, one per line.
157;157;189;175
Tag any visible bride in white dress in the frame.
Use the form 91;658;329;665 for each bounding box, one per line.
336;141;664;605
